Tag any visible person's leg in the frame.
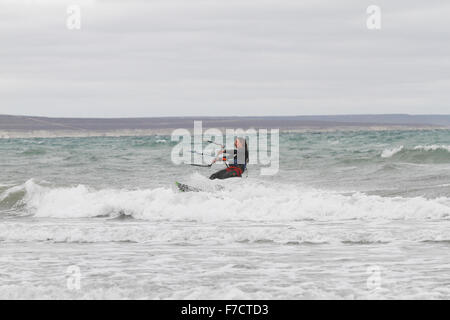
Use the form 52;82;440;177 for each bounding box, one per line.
209;168;232;180
209;167;242;180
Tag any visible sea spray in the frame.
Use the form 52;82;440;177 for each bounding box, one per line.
6;179;449;222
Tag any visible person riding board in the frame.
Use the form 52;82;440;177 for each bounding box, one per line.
209;137;249;180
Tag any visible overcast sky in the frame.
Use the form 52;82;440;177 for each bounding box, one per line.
0;0;449;117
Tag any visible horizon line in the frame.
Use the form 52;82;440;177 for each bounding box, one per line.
2;113;450;120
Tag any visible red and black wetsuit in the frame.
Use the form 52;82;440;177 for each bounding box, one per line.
209;146;248;180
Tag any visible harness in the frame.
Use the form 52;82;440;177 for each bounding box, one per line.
223;155;247;170
222;157;246;178
221;145;248;176
225;166;244;177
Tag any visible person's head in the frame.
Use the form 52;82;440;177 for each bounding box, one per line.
235;137;245;148
234;137;249;164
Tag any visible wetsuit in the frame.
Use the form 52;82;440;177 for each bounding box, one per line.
209;146;248;180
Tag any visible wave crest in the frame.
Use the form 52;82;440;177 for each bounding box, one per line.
413;145;450;152
381;146;404;158
381;144;450;163
1;179;449;222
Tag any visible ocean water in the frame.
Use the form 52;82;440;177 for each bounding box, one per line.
1;129;450;299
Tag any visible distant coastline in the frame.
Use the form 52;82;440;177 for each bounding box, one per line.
1;114;449;139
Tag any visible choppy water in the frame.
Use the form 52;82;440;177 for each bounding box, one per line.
1;129;450;299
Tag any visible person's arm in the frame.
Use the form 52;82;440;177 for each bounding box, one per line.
211;149;226;164
222;149;237;156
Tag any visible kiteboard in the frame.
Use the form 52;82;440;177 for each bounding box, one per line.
175;181;202;192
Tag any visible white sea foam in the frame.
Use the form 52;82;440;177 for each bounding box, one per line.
2;178;450;300
381;146;404;158
413;145;450;152
381;144;450;159
4;179;449;222
1;219;450;244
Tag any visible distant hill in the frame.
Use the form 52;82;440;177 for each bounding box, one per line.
1;114;450;130
1;114;449;138
287;114;450;127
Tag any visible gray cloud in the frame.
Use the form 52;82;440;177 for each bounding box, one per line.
0;0;449;117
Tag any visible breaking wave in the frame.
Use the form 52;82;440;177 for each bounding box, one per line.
380;144;450;163
413;145;450;152
1;179;449;222
381;146;404;158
